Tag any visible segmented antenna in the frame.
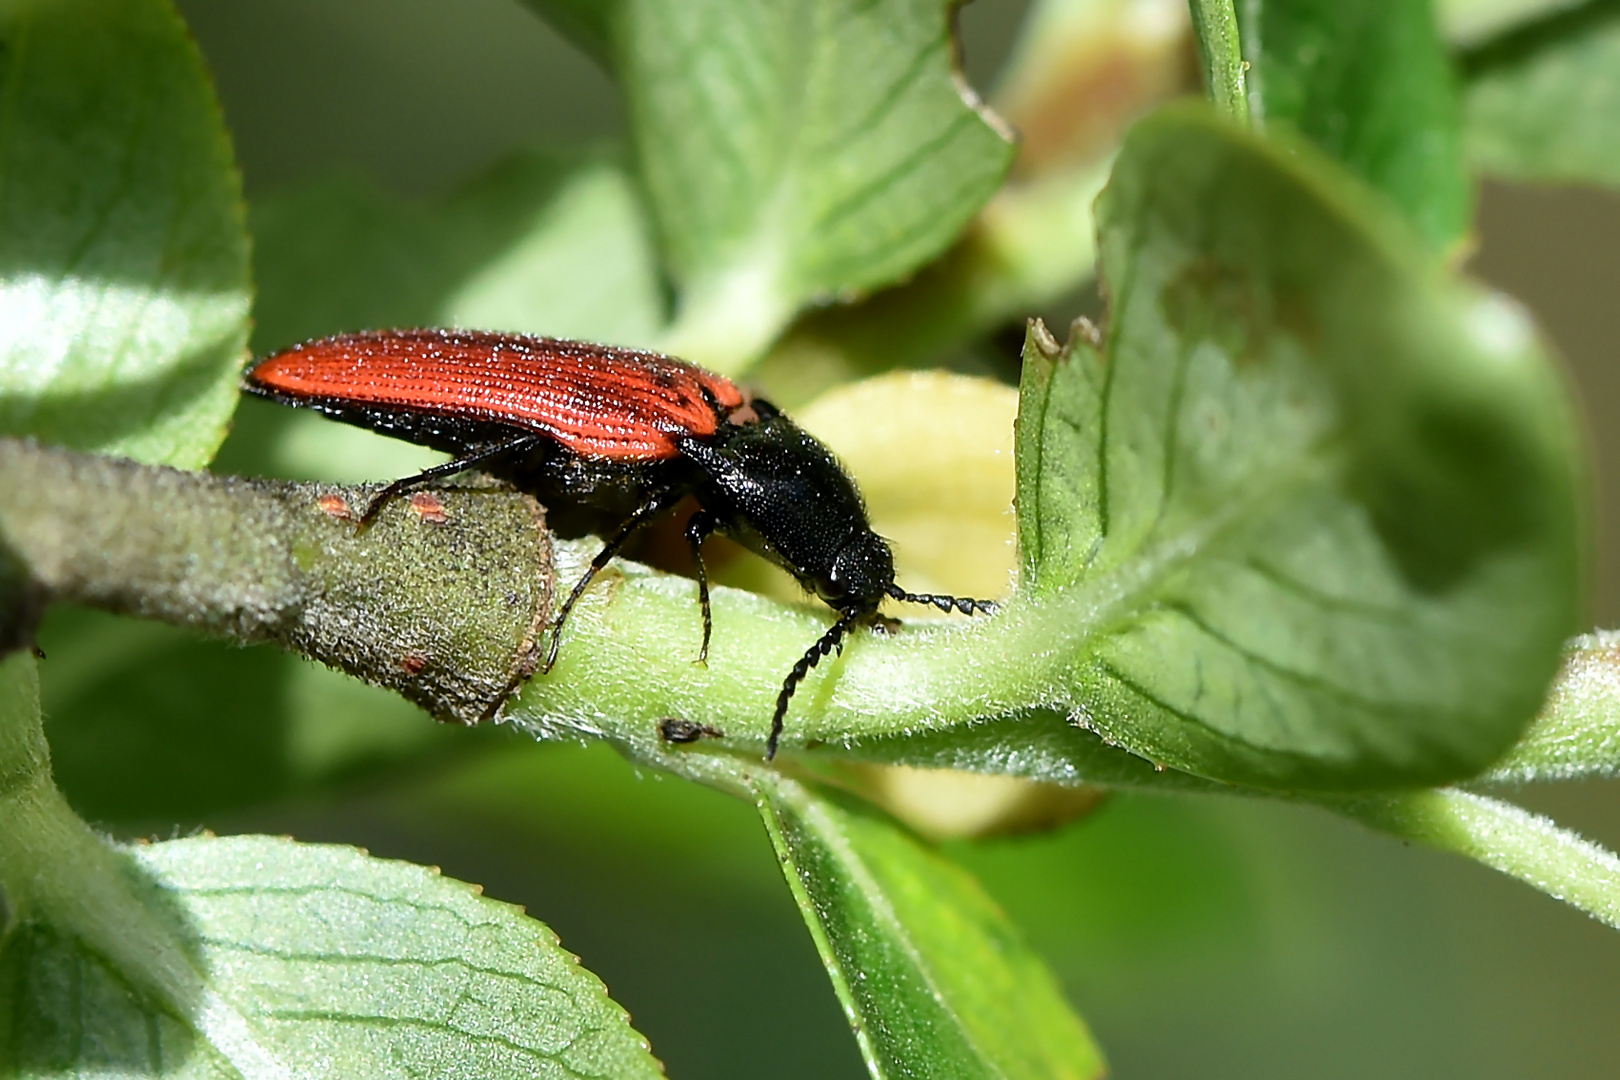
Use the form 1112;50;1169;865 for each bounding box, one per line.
765;589;1000;759
884;584;999;617
767;610;863;759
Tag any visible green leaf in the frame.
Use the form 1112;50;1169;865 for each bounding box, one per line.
252;149;664;353
525;0;1016;370
1460;0;1620;189
0;833;665;1079
0;0;250;469
1482;631;1620;783
395;742;872;1079
4;631;655;1076
752;770;1105;1080
1328;787;1620;930
1239;0;1469;250
1012;105;1581;791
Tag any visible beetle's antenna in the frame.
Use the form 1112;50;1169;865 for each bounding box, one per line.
768;610;864;760
884;584;999;617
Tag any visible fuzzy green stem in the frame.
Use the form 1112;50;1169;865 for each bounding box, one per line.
1188;0;1250;125
1325;788;1620;929
0;439;551;725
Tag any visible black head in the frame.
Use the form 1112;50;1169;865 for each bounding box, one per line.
822;528;895;615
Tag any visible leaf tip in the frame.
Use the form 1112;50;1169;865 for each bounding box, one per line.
1027;317;1063;360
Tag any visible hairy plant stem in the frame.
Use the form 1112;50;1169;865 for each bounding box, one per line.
0;438;551;726
1188;0;1250;125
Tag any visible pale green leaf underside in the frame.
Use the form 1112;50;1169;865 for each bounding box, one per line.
0;0;250;470
1461;2;1620;189
595;0;1015;368
754;772;1105;1080
1015;105;1581;791
0;835;663;1079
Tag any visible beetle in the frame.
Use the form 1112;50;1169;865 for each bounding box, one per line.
244;328;997;757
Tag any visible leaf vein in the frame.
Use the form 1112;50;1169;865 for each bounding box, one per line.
168;884;494;929
1092;655;1245;749
1161;600;1424;716
1244;557;1411;621
253;1010;609;1068
818;34;945;155
196;938;568;988
811;109;978;236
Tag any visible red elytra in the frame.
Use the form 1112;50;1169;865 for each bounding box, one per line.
247;328;747;460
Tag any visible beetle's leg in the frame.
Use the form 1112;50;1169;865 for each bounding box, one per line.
884;584;1000;617
543;491;676;674
358;434;539;525
767;609;864;760
684;509;718;664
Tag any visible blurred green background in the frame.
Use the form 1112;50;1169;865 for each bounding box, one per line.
33;1;1620;1076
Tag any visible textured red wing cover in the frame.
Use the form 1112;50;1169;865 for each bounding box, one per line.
247;329;748;460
